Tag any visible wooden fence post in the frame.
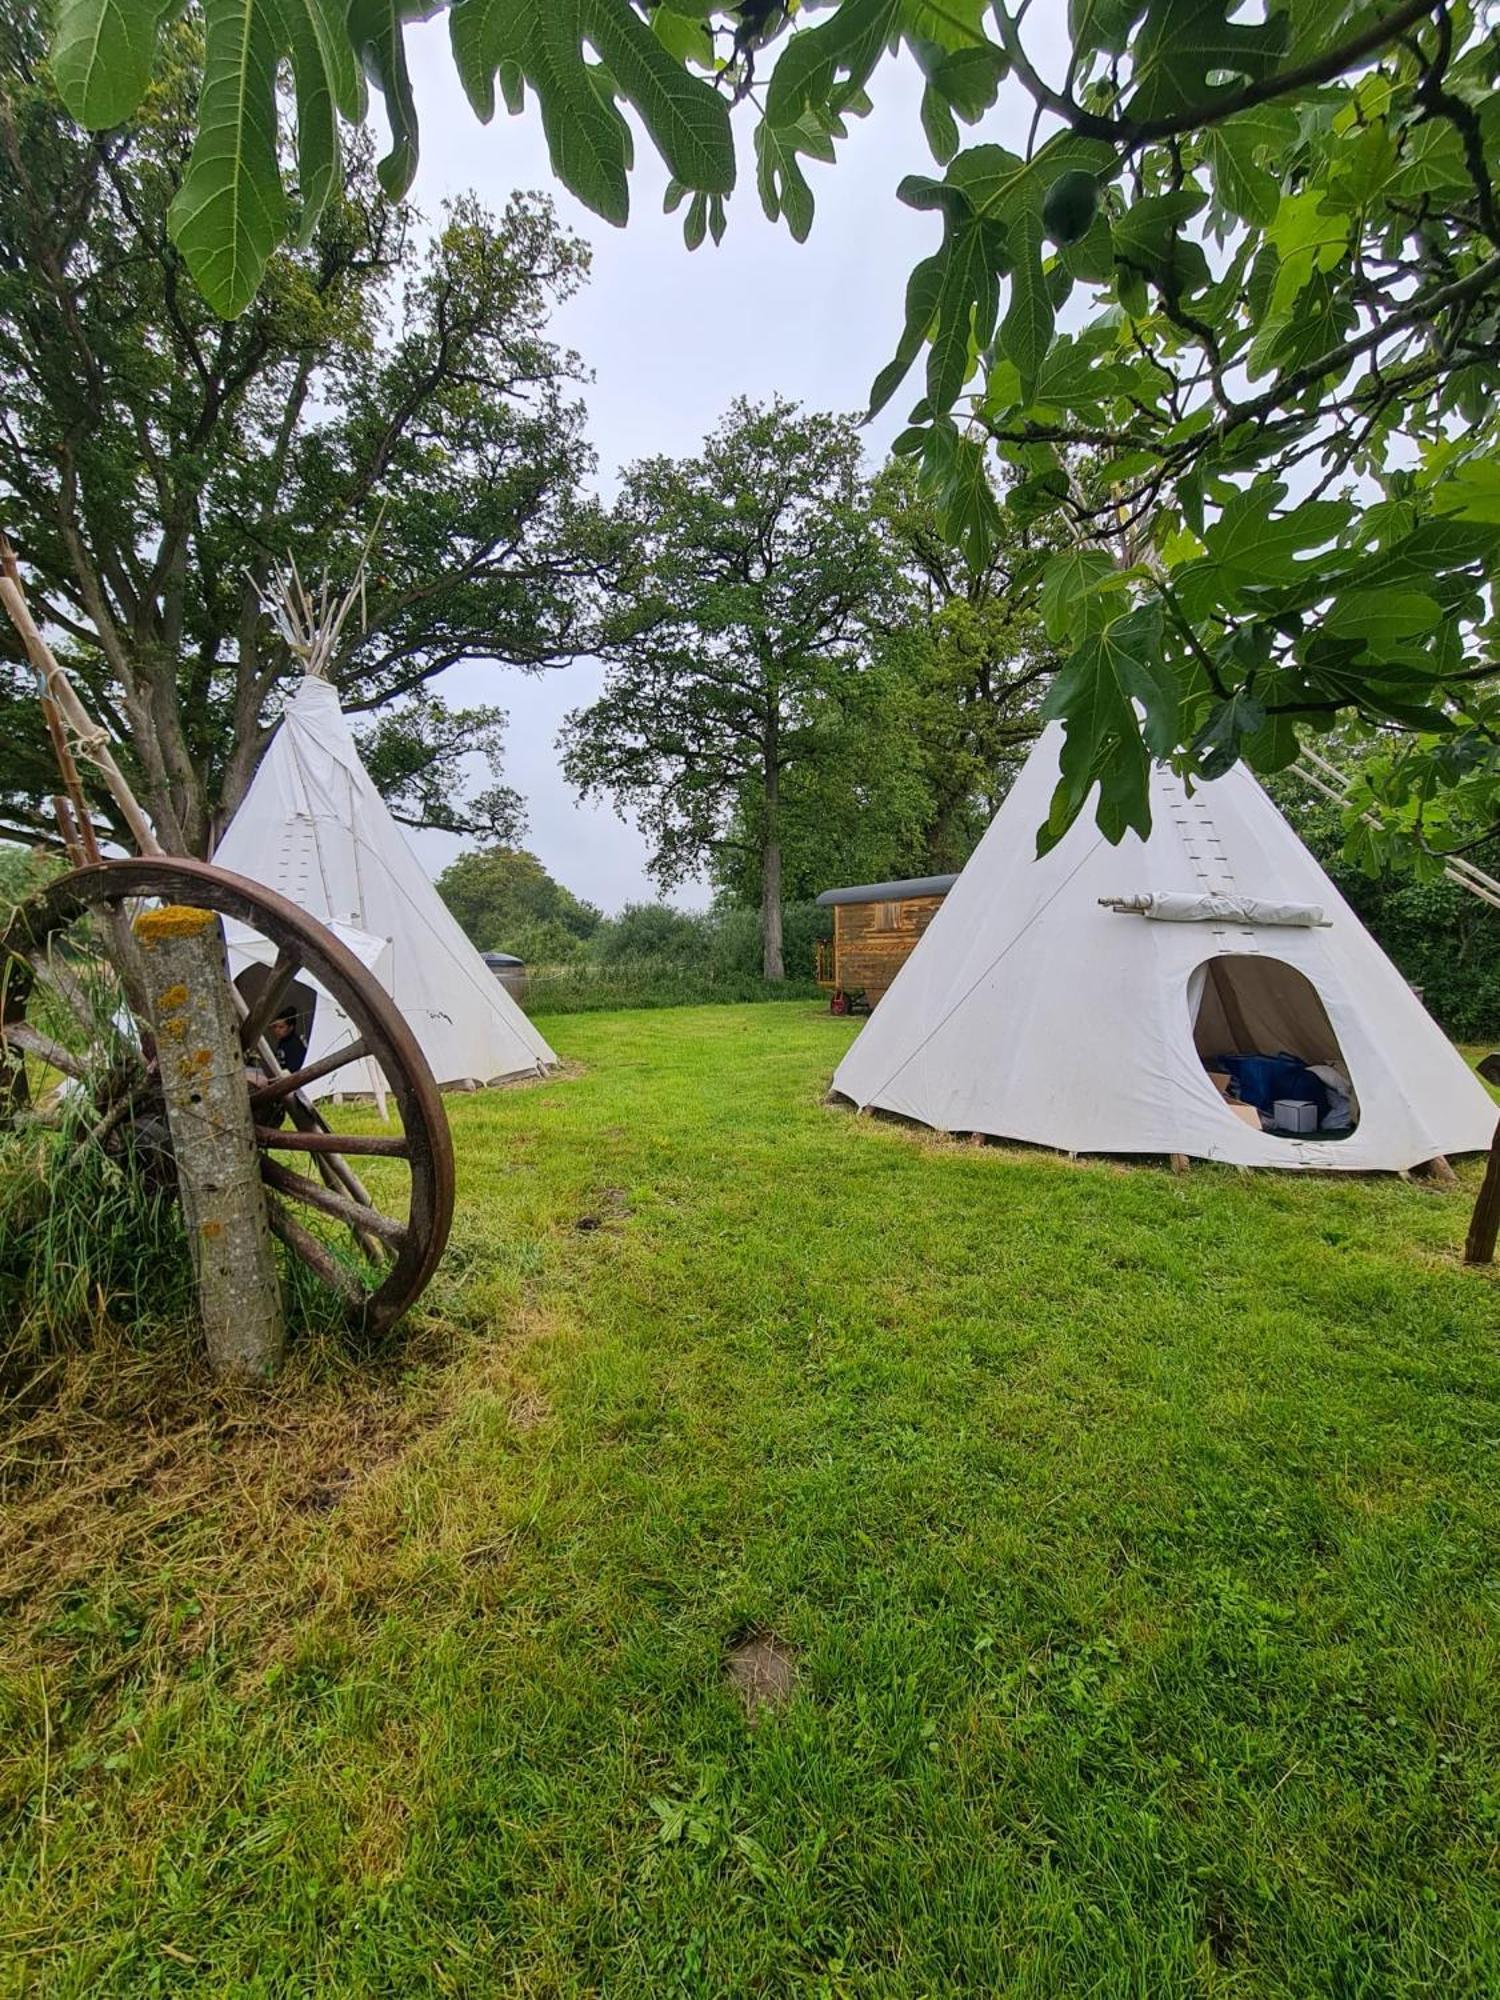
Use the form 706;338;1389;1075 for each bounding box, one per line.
1464;1116;1500;1267
134;906;285;1377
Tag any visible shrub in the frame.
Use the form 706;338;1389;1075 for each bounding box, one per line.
587;903;706;966
1270;787;1500;1044
522;958;821;1016
524;899;833;1012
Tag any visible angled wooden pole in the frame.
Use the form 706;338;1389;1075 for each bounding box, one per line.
1464;1117;1500;1266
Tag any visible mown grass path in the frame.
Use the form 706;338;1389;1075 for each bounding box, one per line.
3;1003;1498;1994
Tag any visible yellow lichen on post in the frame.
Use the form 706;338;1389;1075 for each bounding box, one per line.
135;908;284;1379
134;905;219;943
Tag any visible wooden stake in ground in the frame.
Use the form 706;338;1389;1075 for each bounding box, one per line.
134;905;285;1378
1464;1117;1500;1266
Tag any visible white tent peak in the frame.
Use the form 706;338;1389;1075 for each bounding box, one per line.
214;673;556;1097
830;725;1496;1172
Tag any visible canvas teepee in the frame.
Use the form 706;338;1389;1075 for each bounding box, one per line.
830;725;1497;1171
214;672;556;1097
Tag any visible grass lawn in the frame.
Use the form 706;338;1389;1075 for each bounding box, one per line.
3;1001;1499;1995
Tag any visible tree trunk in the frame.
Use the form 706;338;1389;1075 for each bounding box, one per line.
133;906;285;1378
761;835;784;981
760;725;783;981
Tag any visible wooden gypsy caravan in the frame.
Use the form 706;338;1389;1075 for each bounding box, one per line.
814;874;958;1012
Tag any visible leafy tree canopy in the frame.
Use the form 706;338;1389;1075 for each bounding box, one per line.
561;397;903;978
436;845;602;958
61;0;1500;860
712;456;1062;901
2;7;595;853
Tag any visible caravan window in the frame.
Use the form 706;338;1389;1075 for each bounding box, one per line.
1189;954;1359;1139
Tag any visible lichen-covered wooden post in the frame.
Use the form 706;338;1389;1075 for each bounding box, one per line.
134;906;284;1377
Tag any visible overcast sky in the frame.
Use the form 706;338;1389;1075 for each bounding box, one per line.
398;16;1068;910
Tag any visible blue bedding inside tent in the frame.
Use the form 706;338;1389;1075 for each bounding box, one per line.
1210;1053;1330;1122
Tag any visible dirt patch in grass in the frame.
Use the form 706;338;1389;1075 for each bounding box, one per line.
724;1627;797;1718
483;1059;586;1092
574;1186;632;1232
507;1387;550;1432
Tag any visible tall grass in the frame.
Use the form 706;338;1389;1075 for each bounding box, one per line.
1;938;360;1385
0;1111;197;1384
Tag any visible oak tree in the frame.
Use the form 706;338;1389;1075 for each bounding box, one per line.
1;7;595;854
561;398;901;977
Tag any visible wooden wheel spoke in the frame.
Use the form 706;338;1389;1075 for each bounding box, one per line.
249;1038;372;1105
254;1125;409;1158
239;944;302;1049
260;1156;406;1246
265;1198;368;1304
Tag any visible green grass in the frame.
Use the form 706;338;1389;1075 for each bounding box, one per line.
3;1002;1499;1995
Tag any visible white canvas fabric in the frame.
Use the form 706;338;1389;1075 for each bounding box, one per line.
214;674;556;1092
831;725;1497;1170
223;916;395;1109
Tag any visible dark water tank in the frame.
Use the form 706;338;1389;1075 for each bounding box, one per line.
481;950;527;1000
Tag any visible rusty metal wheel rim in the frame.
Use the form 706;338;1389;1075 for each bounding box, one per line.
1;855;455;1336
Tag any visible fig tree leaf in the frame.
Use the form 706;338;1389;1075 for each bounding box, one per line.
1039;547;1122;641
868;251;946;417
347;0;424;201
582;0;734;199
926;215;1004;413
167;0;287;318
51;0;172;130
451;0;732;216
273;0;361;238
1125;0;1288;127
1000;207;1054;399
767;0;900;126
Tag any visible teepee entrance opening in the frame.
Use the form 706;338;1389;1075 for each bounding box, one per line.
235;962;319;1055
1191;954;1359;1139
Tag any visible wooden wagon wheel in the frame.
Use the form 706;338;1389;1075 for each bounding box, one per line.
0;855;455;1336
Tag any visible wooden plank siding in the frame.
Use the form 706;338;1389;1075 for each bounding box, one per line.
832;894;946;1003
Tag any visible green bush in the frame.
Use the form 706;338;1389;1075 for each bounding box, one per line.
522;958;822;1016
1271;787;1500;1044
695;901;830;981
1324;868;1500;1043
533;900;833;1012
0;842;63;918
588;903;705;966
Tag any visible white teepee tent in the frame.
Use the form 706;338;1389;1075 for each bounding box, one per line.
830;725;1497;1171
214;673;556;1097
